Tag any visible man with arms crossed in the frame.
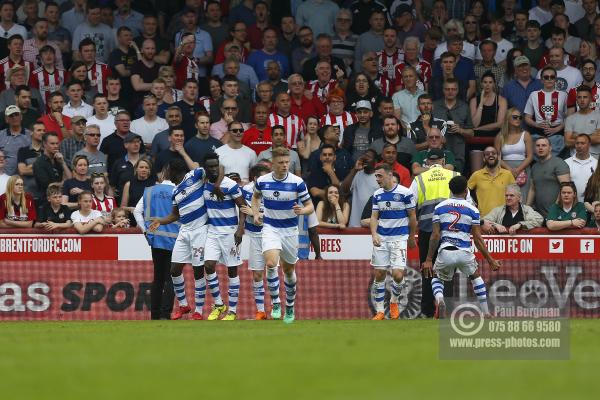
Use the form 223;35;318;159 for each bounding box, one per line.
252;147;314;323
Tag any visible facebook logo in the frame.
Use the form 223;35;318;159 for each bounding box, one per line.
580;240;595;254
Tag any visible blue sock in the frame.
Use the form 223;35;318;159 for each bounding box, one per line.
266;267;281;305
172;274;188;307
194;277;206;314
472;277;489;314
207;272;223;306
432;277;444;304
284;271;296;308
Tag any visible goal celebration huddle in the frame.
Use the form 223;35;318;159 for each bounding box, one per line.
149;147;500;322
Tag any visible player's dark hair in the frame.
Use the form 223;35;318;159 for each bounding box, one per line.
169;125;184;136
577;85;592;95
449;175;468;196
249;164;270;181
202;152;219;166
320;143;336;154
166;159;188;184
79;38;96;51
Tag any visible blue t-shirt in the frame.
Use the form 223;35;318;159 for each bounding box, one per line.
246;50;290;81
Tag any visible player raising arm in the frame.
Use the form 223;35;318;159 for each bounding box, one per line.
421;176;501;319
251;147;314;323
370;164;417;320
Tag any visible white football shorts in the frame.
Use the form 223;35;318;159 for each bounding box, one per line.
172;225;208;266
371;240;407;270
205;233;242;267
262;228;298;265
433;248;479;281
247;233;266;270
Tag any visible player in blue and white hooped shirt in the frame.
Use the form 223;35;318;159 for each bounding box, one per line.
421;176;501;319
370;163;417;320
240;163;283;320
201;153;247;321
251;147;314;324
148;159;219;321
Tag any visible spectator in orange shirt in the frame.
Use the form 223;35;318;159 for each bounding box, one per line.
375;142;411;188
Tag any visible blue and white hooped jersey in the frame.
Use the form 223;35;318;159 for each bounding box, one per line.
204;176;242;234
172;168;208;231
433;197;480;252
254;172;310;236
372;184;416;241
242;181;263;235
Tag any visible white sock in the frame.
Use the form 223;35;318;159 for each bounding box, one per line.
253;280;265;312
228;275;240;314
374;280;385;313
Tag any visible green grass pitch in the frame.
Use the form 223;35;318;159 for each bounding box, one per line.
1;320;599;400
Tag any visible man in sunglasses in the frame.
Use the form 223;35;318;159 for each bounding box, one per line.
467;146;516;217
525;65;568;156
74;124;107;175
215;120;257;184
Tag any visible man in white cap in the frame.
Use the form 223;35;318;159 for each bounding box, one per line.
0;105;31;175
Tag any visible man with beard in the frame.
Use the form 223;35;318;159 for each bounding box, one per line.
408;94;446;151
567;59;600;114
23;18;63;69
467;146;516;216
565;85;600;159
292;26;316;74
341;148;379;227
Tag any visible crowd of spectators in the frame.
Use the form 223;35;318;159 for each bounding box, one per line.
1;0;600;234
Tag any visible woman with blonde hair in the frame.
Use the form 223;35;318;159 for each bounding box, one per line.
0;175;37;228
158;66;183;104
578;40;598;69
121;157;155;214
494;107;534;199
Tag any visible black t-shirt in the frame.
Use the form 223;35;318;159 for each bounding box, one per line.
130;60;161;103
109;47;137;101
100;133;146;173
108;97;131;116
133;35;170;58
154;149;184;176
361;195;373;220
175;100;206;142
37;203;72;223
110;158;135;201
184;136;223;163
62;178;92;203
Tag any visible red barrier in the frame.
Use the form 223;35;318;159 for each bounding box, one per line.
1;259;599;320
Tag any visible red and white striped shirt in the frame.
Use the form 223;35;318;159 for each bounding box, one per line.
393;59;432;91
267;112;305;148
173;56;199;90
30;67;68;109
320;111;357;143
306;79;338;104
376;48;404;81
87;62;111;95
524;89;568;125
373;73;393;97
0;57;33;90
567;82;600;110
92;194;117;216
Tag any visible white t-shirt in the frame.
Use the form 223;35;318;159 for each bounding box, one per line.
0;173;9;196
87;114;116;145
71;209;103;224
536;66;583;93
215;144;257;183
62;101;94;119
434;41;477;61
475;38;513;64
565;156;598;202
529;7;553;26
130;116;169;145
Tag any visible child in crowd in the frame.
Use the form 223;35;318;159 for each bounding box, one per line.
37;183;73;231
71;191;106;234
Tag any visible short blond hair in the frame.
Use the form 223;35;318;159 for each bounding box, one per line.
272;147;290;159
